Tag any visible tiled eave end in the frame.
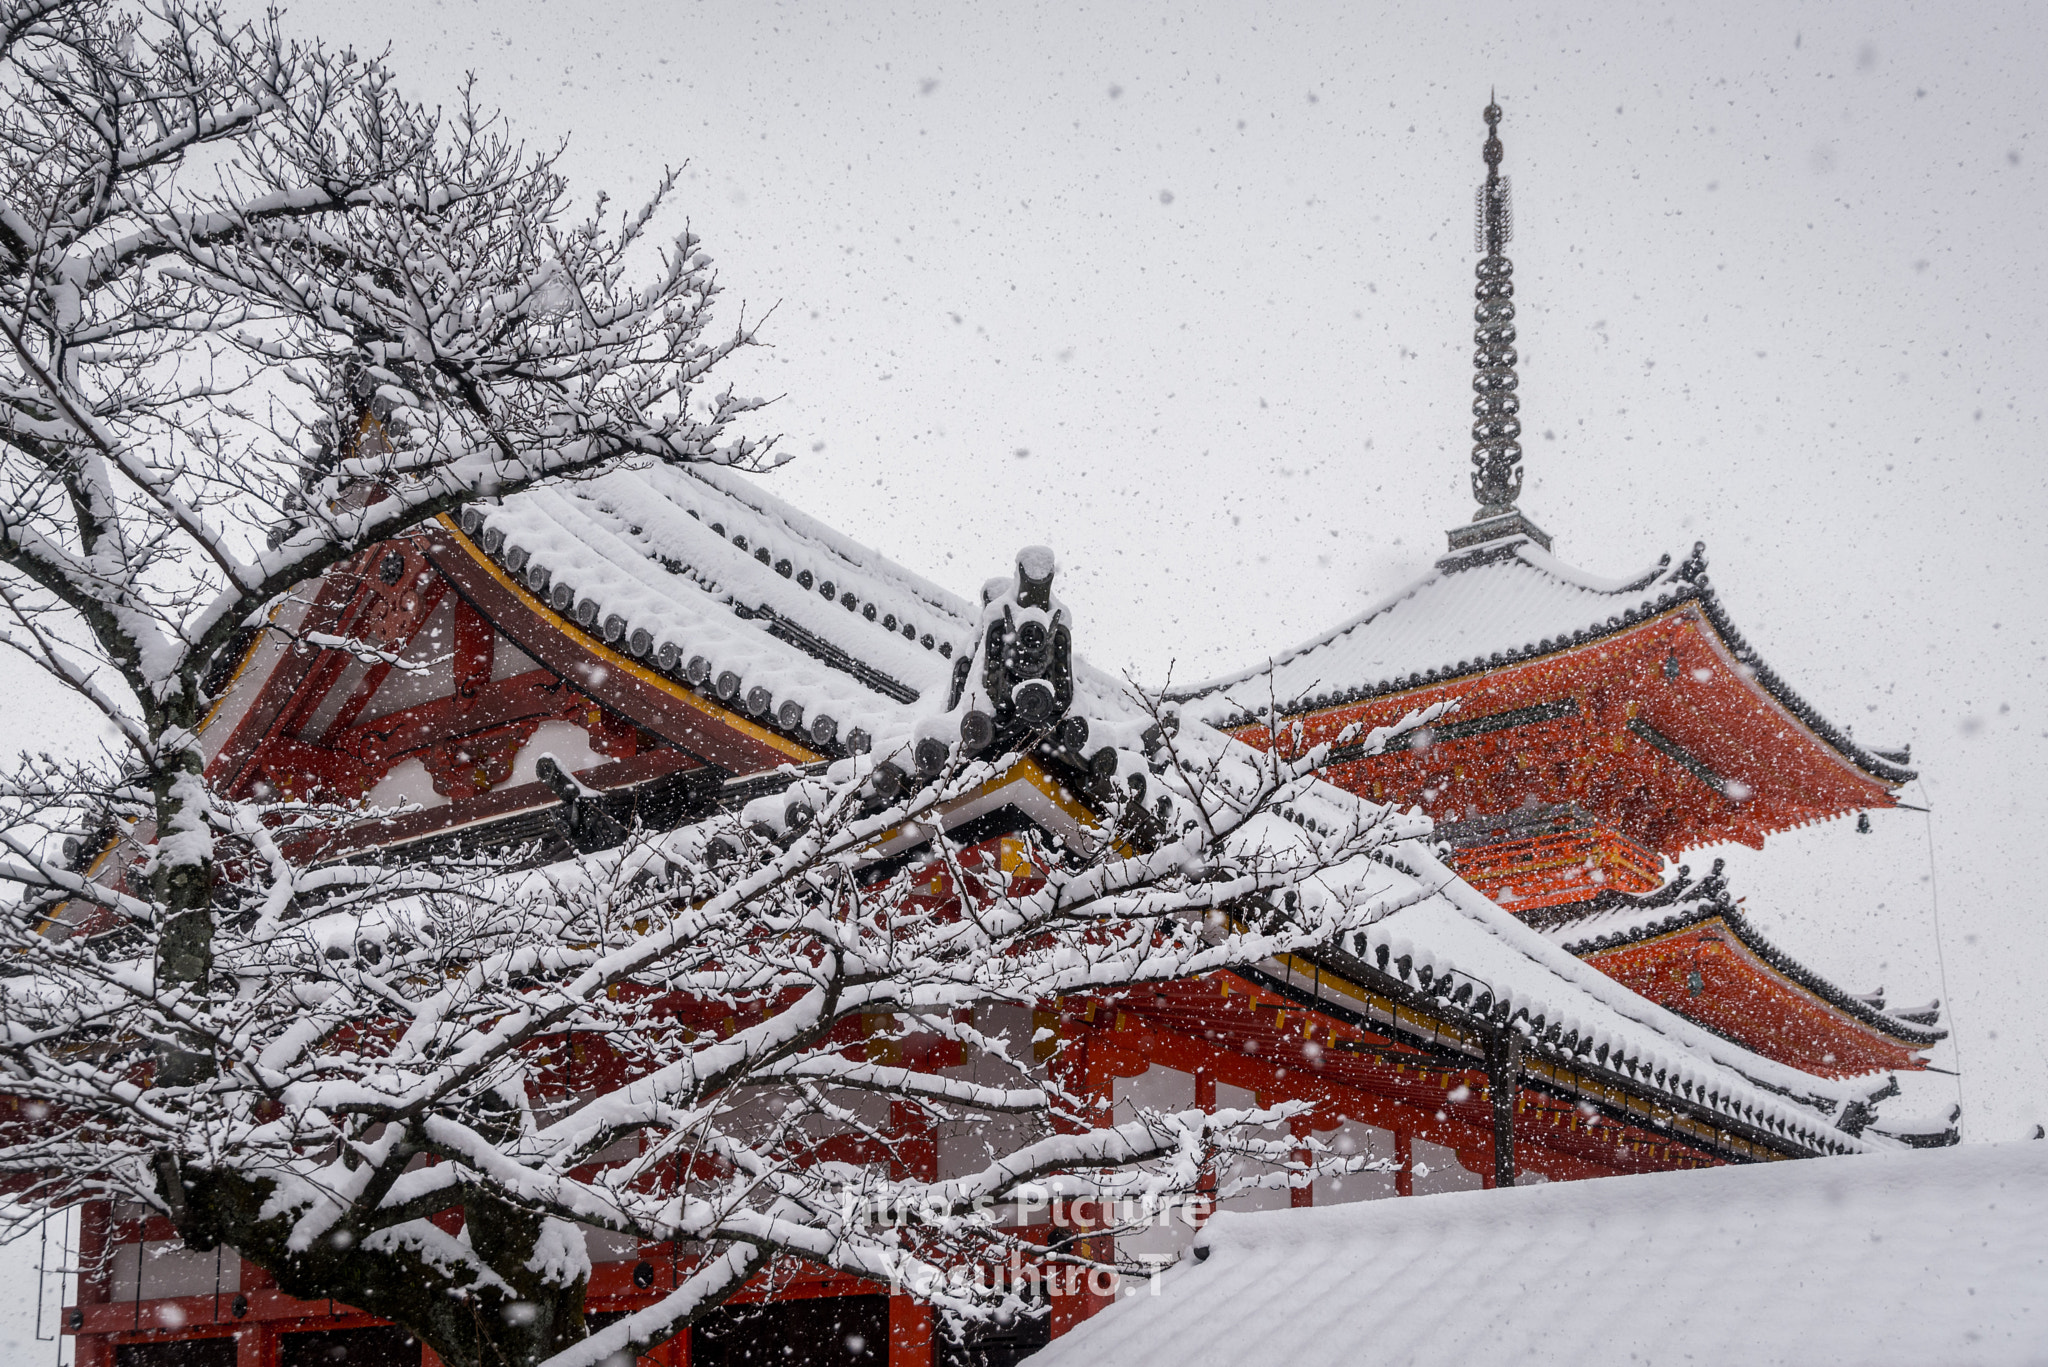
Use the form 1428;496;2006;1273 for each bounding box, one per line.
449;510;908;762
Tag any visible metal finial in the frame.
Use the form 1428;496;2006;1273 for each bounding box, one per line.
1469;96;1522;521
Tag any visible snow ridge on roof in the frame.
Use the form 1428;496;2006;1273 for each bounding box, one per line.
1248;779;1894;1151
1169;536;1913;786
1358;862;1878;1147
1170;536;1689;722
471;468;1902;1148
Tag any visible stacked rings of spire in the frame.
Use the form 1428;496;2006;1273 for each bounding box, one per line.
1469;103;1525;517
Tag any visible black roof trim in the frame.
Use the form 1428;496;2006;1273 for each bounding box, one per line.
1171;542;1915;788
1543;860;1948;1048
1240;950;1854;1162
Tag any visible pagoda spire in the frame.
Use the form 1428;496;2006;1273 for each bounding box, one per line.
1448;94;1551;554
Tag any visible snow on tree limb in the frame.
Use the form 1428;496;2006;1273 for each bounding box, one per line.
0;7;1445;1366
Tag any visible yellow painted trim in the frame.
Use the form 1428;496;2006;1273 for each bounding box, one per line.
435;515;819;765
981;755;1098;829
194;598;286;739
1268;950;1813;1161
33;828;130;938
868;756;1109;852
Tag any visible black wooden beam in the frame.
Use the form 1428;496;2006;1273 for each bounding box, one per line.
1486;1028;1521;1188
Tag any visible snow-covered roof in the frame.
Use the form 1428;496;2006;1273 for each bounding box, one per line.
1033;1140;2048;1367
1169;536;1913;787
1260;787;1893;1150
465;469;1908;1151
466;463;977;753
1536;861;1945;1047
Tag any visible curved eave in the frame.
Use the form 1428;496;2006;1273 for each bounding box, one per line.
1683;581;1914;786
460;468;972;760
1179;572;1913;792
1558;906;1946;1050
425;518;823;772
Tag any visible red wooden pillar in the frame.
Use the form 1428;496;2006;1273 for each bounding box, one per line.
71;1200;115;1367
1394;1130;1414;1198
1049;1007;1109;1131
886;1044;940;1365
77;1201;113;1304
889;1100;939;1183
1041;1005;1119;1341
889;1293;933;1367
1047;1210;1116;1340
1289;1115;1315;1209
237;1323;278;1367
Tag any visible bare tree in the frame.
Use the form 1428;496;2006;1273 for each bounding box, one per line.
2;554;1432;1367
0;5;1435;1365
0;0;773;991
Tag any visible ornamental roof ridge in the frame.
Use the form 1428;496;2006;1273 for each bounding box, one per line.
458;463;1185;771
373;466;1909;1155
1167;537;1692;717
1343;835;1895;1148
462;461;980;755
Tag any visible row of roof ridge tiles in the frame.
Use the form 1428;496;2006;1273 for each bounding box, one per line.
1341;909;1868;1156
462;483;1671;757
1175;546;1702;717
476;479;967;654
1543;899;1944;1039
1170;539;1691;687
464;471;1178;757
1174;542;1912;783
464;477;1909;797
1261;789;1896;1138
1277;789;1942;1044
463;487;968;753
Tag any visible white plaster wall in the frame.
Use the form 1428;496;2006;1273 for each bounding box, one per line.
1413;1137;1485;1195
106;1240;239;1301
1313;1117;1400;1206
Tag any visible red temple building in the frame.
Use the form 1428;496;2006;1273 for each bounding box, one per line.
48;101;1947;1367
1168;100;1941;1088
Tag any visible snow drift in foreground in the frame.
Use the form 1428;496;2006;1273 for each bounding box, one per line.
1033;1141;2048;1367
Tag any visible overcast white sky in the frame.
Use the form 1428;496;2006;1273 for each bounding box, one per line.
10;0;2047;1347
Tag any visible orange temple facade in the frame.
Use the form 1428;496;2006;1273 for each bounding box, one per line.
1188;543;1939;1082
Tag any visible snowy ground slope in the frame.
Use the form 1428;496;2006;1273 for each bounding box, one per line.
1033;1140;2048;1367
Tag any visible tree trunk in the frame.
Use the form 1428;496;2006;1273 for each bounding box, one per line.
170;1166;596;1367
